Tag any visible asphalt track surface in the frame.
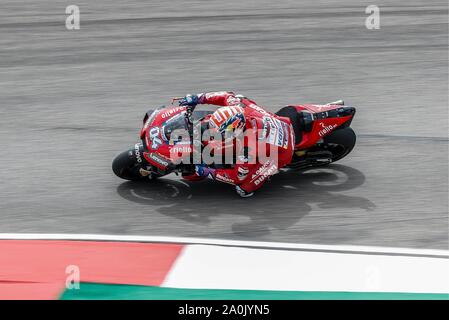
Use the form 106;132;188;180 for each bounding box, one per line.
0;0;447;249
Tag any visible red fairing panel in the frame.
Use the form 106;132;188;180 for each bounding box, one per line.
291;104;354;149
298;116;352;149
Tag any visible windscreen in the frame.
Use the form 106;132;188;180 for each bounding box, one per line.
162;112;188;141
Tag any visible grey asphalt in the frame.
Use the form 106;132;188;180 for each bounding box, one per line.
0;0;447;249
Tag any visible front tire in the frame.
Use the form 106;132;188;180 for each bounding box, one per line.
112;150;144;181
112;143;155;181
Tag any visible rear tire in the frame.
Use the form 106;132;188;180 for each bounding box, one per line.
324;127;356;163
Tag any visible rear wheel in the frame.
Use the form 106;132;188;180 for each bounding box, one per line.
324;127;356;162
288;127;356;170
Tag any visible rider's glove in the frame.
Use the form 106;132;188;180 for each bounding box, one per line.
178;94;199;107
179;94;200;124
195;164;214;178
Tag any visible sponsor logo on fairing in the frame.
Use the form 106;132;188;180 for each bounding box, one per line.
134;143;143;163
161;107;184;119
145;152;170;168
170;139;191;146
318;122;338;137
251;161;271;179
170;146;192;154
254;164;277;185
164;112;184;124
260;116;289;148
215;173;235;185
251;161;278;186
281;122;290;149
277;122;284;146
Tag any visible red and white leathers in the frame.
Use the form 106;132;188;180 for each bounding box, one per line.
183;91;295;195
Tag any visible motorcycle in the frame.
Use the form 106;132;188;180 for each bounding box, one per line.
112;99;356;184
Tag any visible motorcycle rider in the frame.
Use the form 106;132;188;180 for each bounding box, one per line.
177;91;295;197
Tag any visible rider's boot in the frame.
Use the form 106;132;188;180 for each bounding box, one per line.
235;185;254;198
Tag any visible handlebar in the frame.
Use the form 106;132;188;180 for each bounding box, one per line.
171;97;183;105
171;97;197;119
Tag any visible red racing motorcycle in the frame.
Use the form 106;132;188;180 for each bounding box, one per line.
112;99;356;182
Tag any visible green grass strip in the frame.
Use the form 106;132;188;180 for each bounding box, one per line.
60;283;449;300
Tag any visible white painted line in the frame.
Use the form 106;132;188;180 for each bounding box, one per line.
0;233;447;257
163;245;449;293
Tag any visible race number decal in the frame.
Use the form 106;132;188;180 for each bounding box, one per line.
149;127;162;149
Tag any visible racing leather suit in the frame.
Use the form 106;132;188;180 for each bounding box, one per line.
183;91;295;195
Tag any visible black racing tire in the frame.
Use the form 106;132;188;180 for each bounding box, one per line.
112;147;148;181
323;127;356;163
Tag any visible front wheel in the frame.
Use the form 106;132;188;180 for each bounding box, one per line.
112;143;156;181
